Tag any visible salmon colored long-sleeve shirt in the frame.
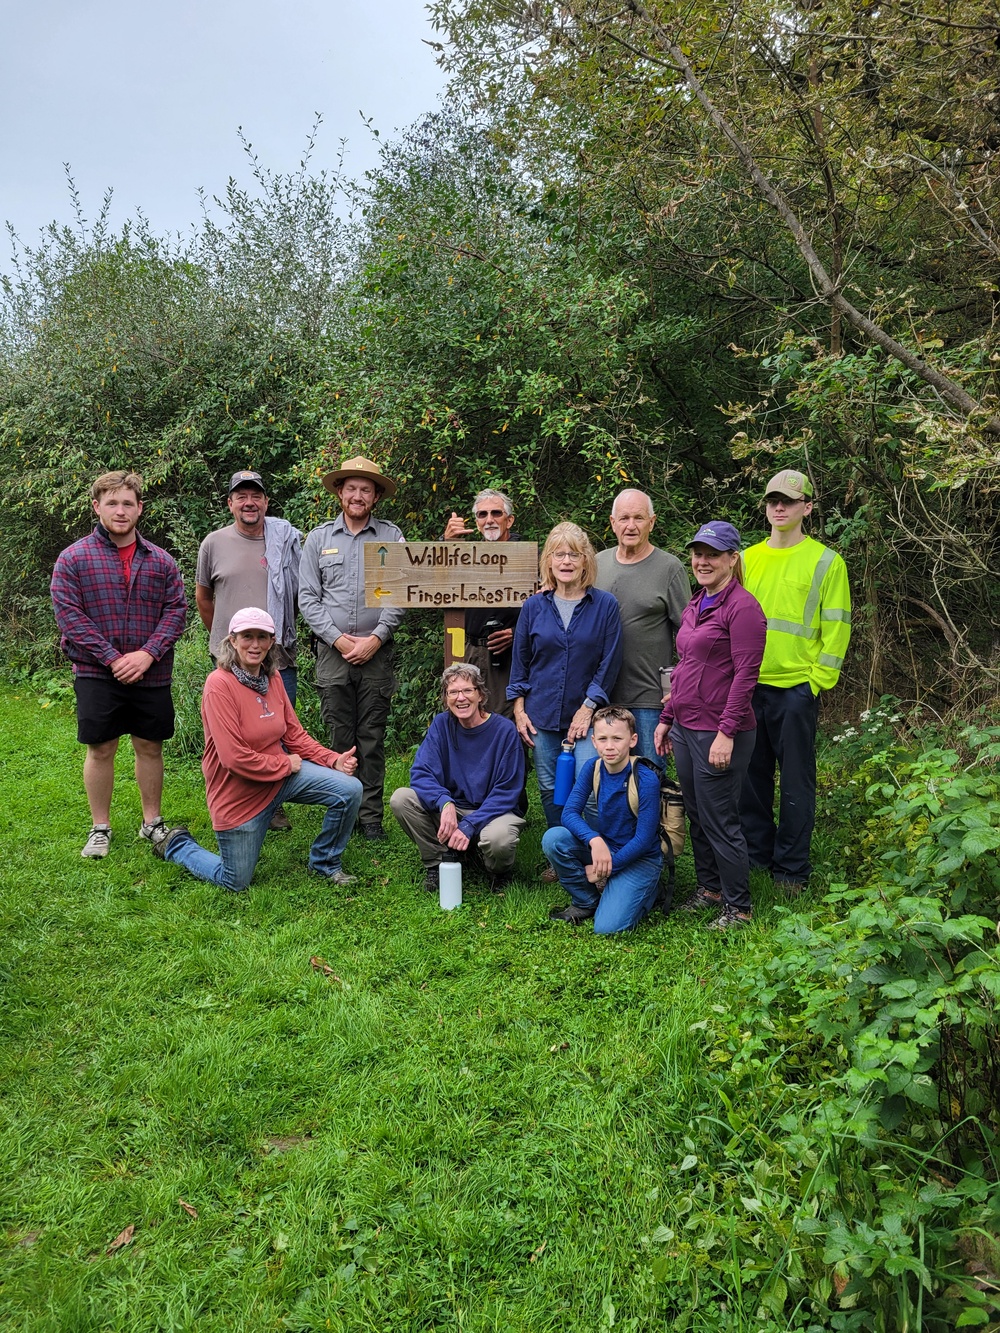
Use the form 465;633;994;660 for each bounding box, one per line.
201;669;341;830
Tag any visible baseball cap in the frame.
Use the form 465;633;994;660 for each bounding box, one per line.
687;521;742;551
228;470;266;494
764;469;813;501
228;607;275;636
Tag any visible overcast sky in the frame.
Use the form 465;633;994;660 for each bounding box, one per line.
1;0;448;253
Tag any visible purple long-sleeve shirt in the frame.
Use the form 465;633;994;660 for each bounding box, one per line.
660;580;766;735
51;524;187;686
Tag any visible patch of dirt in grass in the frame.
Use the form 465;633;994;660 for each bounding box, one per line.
264;1132;314;1154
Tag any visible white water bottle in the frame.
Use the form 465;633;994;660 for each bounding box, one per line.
439;861;462;909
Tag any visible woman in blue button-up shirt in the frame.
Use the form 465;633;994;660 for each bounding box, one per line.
507;522;623;829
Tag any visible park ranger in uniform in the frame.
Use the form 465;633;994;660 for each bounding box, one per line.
298;456;405;841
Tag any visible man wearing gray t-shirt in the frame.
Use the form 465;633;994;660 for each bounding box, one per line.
595;489;690;771
195;470;302;828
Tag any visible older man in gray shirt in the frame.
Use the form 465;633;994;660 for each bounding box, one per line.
595;488;690;771
299;456;405;839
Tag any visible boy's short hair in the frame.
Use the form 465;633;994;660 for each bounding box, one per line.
592;705;636;735
91;470;144;504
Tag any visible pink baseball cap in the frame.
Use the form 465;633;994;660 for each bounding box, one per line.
228;607;275;636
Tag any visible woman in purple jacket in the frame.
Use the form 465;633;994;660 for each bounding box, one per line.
655;521;766;930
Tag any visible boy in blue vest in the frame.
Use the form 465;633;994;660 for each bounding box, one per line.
542;706;662;934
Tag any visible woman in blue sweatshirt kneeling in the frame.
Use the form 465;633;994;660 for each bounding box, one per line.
543;706;662;934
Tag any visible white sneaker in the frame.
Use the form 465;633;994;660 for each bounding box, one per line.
82;825;112;858
139;818;169;848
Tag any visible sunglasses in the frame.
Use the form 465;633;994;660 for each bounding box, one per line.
475;508;506;519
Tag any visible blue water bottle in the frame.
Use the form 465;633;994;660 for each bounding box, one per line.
553;741;576;806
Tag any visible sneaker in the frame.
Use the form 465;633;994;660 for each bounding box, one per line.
706;907;752;931
138;817;169;847
152;826;190;861
324;869;357;887
548;904;595;924
269;806;292;832
81;825;112;858
361;822;386;841
487;867;515;893
424;865;440;894
676;886;722;913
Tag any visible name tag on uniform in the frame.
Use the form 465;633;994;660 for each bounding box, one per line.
321;547;340;555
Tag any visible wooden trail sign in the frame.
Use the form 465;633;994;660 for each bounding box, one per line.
364;540;539;665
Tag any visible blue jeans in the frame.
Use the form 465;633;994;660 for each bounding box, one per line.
164;760;362;891
632;707;665;773
533;728;597;828
278;668;298;708
542;826;661;934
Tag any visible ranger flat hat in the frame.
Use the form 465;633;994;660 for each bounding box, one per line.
322;455;397;498
764;468;813;501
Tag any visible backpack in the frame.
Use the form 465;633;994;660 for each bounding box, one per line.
592;756;686;906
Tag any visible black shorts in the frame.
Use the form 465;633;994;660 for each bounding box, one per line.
74;677;175;746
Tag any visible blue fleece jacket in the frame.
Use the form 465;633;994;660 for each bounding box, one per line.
409;710;526;838
562;757;662;872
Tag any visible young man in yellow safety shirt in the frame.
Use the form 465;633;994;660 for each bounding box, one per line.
739;470;852;896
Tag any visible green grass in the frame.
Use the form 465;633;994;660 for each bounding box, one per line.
0;687;811;1332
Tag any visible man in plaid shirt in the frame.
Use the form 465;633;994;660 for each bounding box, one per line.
51;471;187;858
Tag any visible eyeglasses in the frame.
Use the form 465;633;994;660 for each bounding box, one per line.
446;688;477;699
475;508;506;519
552;551;583;562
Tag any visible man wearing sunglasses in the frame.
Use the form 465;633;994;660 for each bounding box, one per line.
443;489;521;718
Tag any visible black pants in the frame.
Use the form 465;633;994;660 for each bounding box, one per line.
316;644;394;826
671;723;754;914
739;682;819;886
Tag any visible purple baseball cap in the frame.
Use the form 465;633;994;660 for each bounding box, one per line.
687;521;742;551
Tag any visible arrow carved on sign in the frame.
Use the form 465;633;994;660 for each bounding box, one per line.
377;544;388;566
373;585;393;600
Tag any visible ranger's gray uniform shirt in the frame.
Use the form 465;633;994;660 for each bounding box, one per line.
298;512;405;645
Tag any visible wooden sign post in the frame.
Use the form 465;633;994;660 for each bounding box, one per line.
364;541;539;666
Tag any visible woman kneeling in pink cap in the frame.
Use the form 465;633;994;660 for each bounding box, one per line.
153;607;362;890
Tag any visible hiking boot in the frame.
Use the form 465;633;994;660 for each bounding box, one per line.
81;825;112;858
539;864;559;884
324;869;357;887
138;817;169;848
548;904;595;925
424;865;440;893
487;867;515;893
777;880;805;899
676;886;722;913
706;907;752;932
152;826;190;861
269;806;292;831
361;822;386;841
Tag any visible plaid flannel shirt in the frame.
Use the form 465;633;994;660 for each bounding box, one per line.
50;525;187;686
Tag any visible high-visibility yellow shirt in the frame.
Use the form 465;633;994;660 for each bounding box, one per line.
743;536;851;693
